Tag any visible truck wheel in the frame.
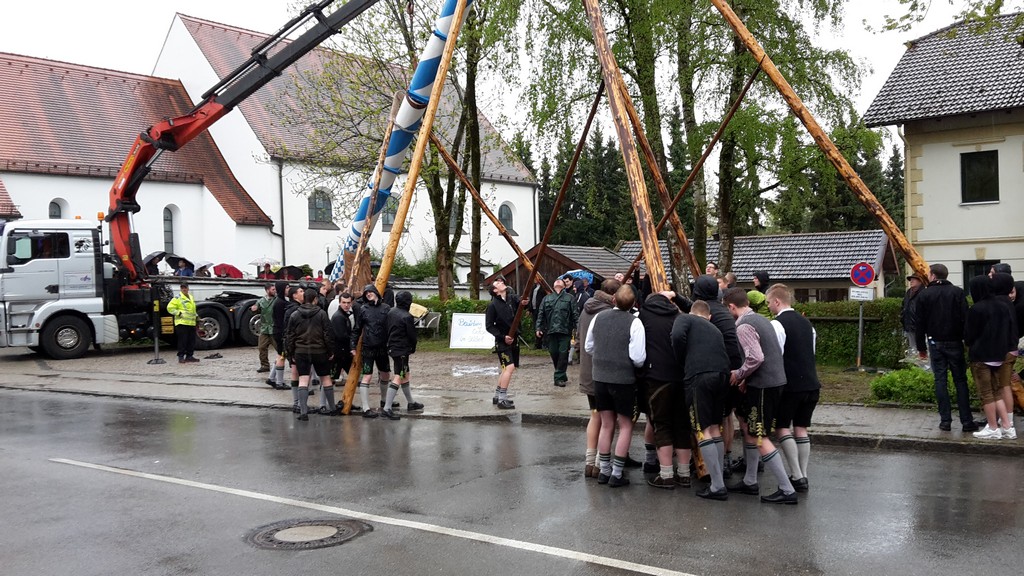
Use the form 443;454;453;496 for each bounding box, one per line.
195;309;229;350
40;316;92;360
239;309;259;346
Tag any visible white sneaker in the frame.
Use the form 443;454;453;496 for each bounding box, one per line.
973;425;1003;440
1001;426;1016;440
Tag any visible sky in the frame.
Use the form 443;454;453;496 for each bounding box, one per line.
0;1;998;136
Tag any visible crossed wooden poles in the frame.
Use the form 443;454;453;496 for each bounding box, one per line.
340;0;929;416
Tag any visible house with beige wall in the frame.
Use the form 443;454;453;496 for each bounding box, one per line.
864;13;1024;286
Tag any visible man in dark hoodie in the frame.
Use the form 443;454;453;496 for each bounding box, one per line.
382;291;424;420
270;280;290;390
353;283;392;418
285;288;335;421
485;276;524;410
988;272;1019;429
692;274;744;474
965;274;1017;439
915;263;976;432
330;292;356;382
638;291;692;490
578;278;619;478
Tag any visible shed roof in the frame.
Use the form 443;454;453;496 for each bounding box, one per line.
863;13;1024;126
0;175;22;219
617;229;893;282
178;14;536;185
0;52;270;226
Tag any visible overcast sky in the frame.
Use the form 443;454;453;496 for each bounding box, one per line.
0;1;997;132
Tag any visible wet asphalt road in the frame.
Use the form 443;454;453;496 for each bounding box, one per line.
2;389;1023;576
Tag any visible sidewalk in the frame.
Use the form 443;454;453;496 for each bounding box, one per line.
1;349;1020;457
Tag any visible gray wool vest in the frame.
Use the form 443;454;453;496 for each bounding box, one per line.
736;312;786;389
590;309;638;385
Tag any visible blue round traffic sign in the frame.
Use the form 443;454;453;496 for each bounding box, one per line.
850;262;875;287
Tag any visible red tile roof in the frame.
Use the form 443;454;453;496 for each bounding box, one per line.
0;175;23;219
178;14;536;184
0;52;271;226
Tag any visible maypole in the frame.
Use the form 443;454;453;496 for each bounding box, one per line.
329;0;476;283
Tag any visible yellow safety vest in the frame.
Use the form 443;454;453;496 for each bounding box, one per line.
167;292;197;327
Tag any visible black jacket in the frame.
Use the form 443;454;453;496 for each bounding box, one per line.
353;284;391;349
331;307;355;357
915;279;968;350
271;281;289;336
901;284;923;332
693;275;743;370
671;313;731;381
639;294;681;382
485;289;520;346
285;303;335;357
1015;281;1024;339
964;275;1016;362
386;291;417;357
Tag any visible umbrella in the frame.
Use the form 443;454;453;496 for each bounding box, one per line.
213;263;243;278
249;256;281;267
562;269;594;283
275;265;304;281
143;250;166;266
165;254;194;271
193;260;213;277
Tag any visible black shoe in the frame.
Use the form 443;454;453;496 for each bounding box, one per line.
292;406;300;414
696;486;729;501
406;402;424;411
553;380;567;388
318;406;334;416
791;477;809;493
761;489;798;505
939;421;952;431
296;414;309;421
722;466;733;479
492;395;499;405
647;475;674;490
379;401;401;410
727;480;760;495
362;408;379;419
623;455;643;469
673;474;692;488
608;475;630;488
962;421;980;432
274;383;290;391
642;462;660;474
264;379;277;389
381;409;401;421
496;399;515;410
597;473;610;485
257;367;270;373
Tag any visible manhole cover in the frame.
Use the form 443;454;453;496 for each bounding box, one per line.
245;518;372;550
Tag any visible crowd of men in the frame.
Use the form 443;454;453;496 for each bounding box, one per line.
902;262;1023;439
248;278;424;422
482;263;821;504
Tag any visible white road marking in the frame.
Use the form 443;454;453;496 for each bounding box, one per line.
51;458;695;576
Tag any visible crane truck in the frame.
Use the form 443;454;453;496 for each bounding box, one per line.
0;0;379;359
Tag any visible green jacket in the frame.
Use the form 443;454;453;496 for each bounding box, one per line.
537;291;579;335
256;295;277;335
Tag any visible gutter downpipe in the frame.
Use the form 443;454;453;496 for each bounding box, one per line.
275;158;286;264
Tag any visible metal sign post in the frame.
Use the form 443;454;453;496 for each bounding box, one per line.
848;285;875;370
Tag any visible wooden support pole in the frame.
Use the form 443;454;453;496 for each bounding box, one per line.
506;81;606;340
615;78;701;281
625;63;762;278
342;0;468;414
709;0;929;280
581;0;668;293
429;133;553;294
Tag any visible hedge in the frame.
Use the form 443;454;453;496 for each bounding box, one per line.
793;297;904;368
414;296;907;367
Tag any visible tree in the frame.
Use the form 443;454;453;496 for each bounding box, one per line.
881;0;1024;32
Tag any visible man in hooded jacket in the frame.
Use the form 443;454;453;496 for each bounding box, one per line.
353;284;392;418
382;291;424;420
285;288;336;420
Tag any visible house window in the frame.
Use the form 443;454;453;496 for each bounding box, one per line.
48;201;62;219
960;150;999;204
162;208;174;253
963;260;998;287
381;196;397;231
308;190;334;228
498;203;517;235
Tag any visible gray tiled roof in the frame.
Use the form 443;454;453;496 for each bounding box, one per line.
547;245;633;280
617;230;889;282
863;13;1024;126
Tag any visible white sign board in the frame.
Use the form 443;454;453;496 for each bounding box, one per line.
449;313;495;349
849;286;875;301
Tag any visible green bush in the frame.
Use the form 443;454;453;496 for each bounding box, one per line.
794;298;904;368
870;365;979;406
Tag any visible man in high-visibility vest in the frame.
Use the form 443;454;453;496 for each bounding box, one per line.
167;282;199;364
